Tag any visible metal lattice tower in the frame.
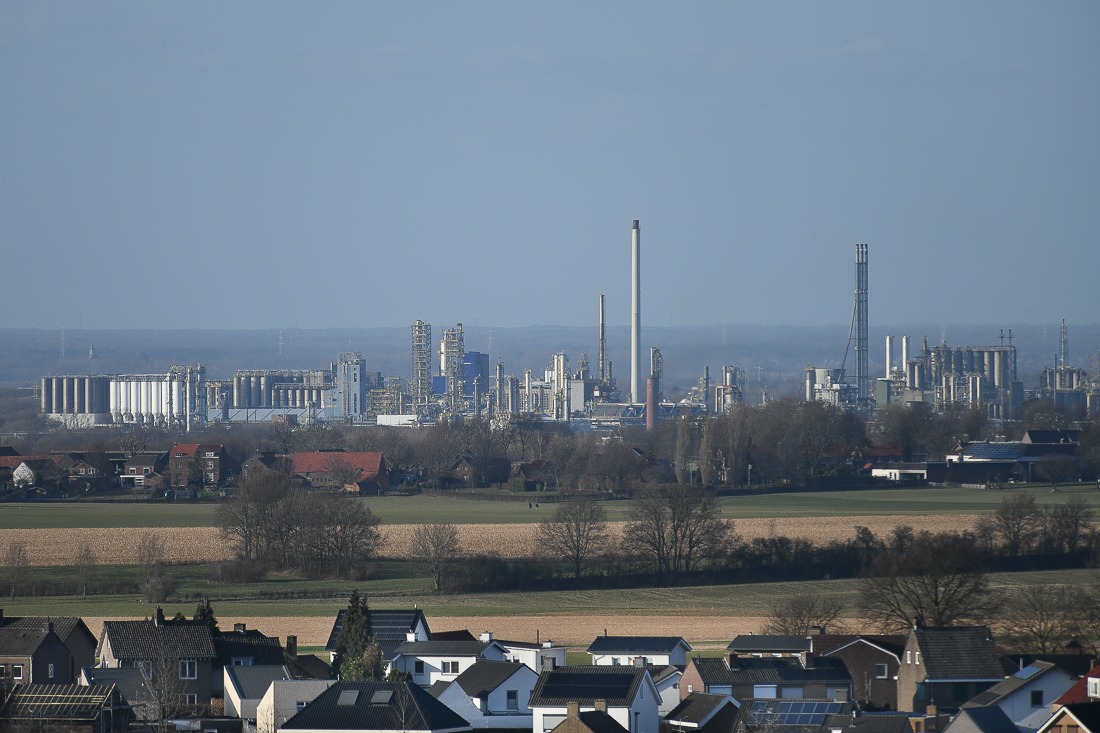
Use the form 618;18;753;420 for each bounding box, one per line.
442;324;466;410
411;321;432;408
855;243;869;405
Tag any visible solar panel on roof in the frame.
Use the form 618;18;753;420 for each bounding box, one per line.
1014;665;1042;680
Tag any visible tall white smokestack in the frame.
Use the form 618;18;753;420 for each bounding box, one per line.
885;335;893;379
631;220;641;404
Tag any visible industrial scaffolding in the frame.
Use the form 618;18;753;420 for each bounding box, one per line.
411;320;432;412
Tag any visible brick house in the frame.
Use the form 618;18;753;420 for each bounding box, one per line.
820;636;907;710
291;451;388;491
897;627;1003;713
169;444;241;488
0;621;74;684
680;656;852;703
97;607;218;705
120;452;168;488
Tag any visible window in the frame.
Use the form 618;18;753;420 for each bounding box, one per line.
507;690;519;711
206;462;214;469
179;660;198;679
232;658;253;666
414;660;424;674
753;685;777;698
0;664;5;676
451;661;460;674
48;664;55;679
612;658;621;666
205;452;215;458
1031;690;1044;707
179;694;198;706
907;651;912;664
780;686;804;699
915;652;920;665
915;683;926;702
687;685;693;693
143;467;150;474
1089;678;1100;698
634;712;640;733
296;702;308;713
12;665;23;680
875;664;888;679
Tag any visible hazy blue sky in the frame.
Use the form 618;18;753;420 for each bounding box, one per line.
2;2;1097;331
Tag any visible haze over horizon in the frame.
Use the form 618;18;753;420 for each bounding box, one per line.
2;2;1097;331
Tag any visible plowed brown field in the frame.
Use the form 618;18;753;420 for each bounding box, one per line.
1;515;981;566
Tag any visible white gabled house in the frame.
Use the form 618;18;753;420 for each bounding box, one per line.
586;636;691;668
389;636;509;688
482;632;567;672
429;660;538;728
529;666;660;733
961;661;1076;732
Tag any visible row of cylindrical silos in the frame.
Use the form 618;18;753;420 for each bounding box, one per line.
108;376;185;423
231;372;323;408
41;376;111;415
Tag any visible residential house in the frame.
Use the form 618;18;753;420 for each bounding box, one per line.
256;678;337;733
1034;702;1100;733
1051;665;1100;710
0;684;131;733
681;656;853;703
292;451;388;491
0;611;98;681
120;452;168;488
648;667;683;716
962;662;1077;732
820;636;907;710
389;638;509;688
897;627;1003;713
168;444;241;488
279;680;471;733
0;621;74;684
732;698;855;733
1001;656;1099;681
588;637;692;667
550;701;629;733
80;666;155;724
224;664;294;720
325;609;432;664
662;693;739;733
12;458;65;490
481;632;567;672
529;665;661;733
213;622;288;694
97;607;218;704
429;659;539;728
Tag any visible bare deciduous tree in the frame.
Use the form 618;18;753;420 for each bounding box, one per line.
536;499;609;577
4;540;28;601
995;492;1044;556
75;542;96;600
410;523;461;591
1002;584;1077;653
860;531;999;631
623;486;733;575
762;592;845;635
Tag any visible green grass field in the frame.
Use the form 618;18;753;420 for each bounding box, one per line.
2;567;1095;620
3;484;1098;529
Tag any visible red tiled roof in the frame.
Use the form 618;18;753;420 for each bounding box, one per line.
292;452;384;474
0;456;50;467
1054;665;1100;706
861;445;904;457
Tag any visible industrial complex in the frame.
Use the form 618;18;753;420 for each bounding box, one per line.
37;224;1100;432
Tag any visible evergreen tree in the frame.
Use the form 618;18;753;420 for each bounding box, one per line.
332;590;373;674
194;597;220;636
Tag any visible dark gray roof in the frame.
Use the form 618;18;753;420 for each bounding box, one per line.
741;699;852;731
1;617;96;647
215;629;286;666
392;640;497;657
730;651;849;682
728;636;810;653
281;681;469;732
944;707;1019;733
587;636;689;654
648;665;681;685
577;710;630;733
326;609;431;658
450;660;528;698
1000;654;1097;679
691;658;736;686
961;443;1023;460
963;661;1056;708
80;666;148;708
0;625;60;656
99;618;217;661
913;628;1002;681
226;664;294;700
1062;703;1100;733
530;666;648;708
727;657;852;685
665;692;737;726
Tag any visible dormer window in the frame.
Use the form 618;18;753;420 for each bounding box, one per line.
205;452;214;458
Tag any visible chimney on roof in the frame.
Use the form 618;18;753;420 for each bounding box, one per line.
287;636;298;659
407;631;419;642
567;702;580;720
42;622;53;634
234;623;246;633
594;700;608;713
155;607;165;626
480;631;492;642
